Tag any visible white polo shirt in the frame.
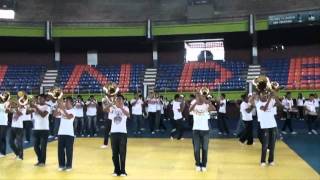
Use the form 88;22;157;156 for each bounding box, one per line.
0;102;9;126
130;99;143;115
11;108;26;129
256;99;277;129
172;101;183;120
282;98;293;112
147;98;158;113
33;104;50;130
58;109;75;136
192;103;210;130
304;100;317;115
297;98;304;107
86;100;97;116
218;99;226;113
74;100;84;117
110;106;129;133
240;102;253;121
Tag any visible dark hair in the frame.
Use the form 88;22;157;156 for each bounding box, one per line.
174;94;180;100
309;93;315;97
190;94;196;99
117;94;125;100
241;94;247;100
221;93;226;98
298;93;303;99
65;96;73;103
39;94;46;99
89;95;94;98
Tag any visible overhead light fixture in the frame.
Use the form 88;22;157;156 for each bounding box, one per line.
0;9;15;19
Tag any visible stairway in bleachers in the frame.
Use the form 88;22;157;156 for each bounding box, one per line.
40;69;58;93
246;64;261;82
143;68;157;94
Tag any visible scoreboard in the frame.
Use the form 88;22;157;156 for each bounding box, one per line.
268;10;320;28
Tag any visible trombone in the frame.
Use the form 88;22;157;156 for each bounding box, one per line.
252;75;280;94
102;82;119;107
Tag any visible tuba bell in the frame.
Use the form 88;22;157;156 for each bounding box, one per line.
0;91;11;103
199;87;210;96
48;87;64;100
102;82;119;106
252;75;279;93
17;91;28;106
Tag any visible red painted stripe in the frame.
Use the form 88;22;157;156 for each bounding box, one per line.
0;65;8;86
64;65;85;92
86;66;108;85
118;64;131;92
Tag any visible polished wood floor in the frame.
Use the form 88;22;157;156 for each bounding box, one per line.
0;138;318;180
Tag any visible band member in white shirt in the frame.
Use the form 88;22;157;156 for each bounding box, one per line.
105;94;130;177
86;95;98;137
9;103;26;160
297;93;305;120
170;94;185;140
46;96;55;138
281;92;297;134
29;94;50;166
55;96;75;172
158;95;167;132
239;94;254;145
304;94;318;135
251;91;282;167
217;93;229;135
130;93;144;134
48;96;60;140
0;98;10;157
189;92;215;172
74;95;85;137
146;92;158;134
22;106;32;143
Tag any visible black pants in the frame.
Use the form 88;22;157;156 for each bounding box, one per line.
239;121;253;145
23;121;33;142
33;130;49;164
58;135;74;168
170;119;185;139
282;112;293;132
188;115;194;128
192;130;209;167
53;117;61;137
49;114;55;136
104;119;112;145
217;113;229;134
261;127;277;163
298;106;304;119
111;133;127;174
132;115;143;133
9;128;24;159
257;122;263;144
306;115;317;131
159;114;166;131
0;125;7;155
74;117;84;136
148;112;156;132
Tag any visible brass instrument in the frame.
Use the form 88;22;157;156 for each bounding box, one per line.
48;87;64;100
199;87;210;96
0;91;11;103
17;91;28;106
252;75;279;93
102;82;119;106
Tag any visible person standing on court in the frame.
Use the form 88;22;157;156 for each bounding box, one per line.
0;95;10;158
170;94;186;140
217;93;229;135
29;94;50;166
239;94;254;145
105;94;130;177
130;92;144;134
189;92;215;172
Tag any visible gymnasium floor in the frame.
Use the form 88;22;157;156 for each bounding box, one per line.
0;138;319;180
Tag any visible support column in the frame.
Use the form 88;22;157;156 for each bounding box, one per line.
249;14;258;65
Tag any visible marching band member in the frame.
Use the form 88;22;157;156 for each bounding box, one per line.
297;93;305;120
170;94;185;140
189;92;215;172
146;92;158;134
304;94;318;135
158;95;167;132
29;94;50;166
55;96;76;171
130;92;144;134
22;105;33;143
239;94;254;145
281;92;297;134
0;94;10;158
105;94;130;177
101;94;113;148
74;95;85;137
86;95;98;137
251;91;282;167
9;102;25;160
217;93;229;135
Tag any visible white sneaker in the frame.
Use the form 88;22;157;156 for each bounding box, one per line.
179;138;185;141
100;145;108;149
112;173;118;177
218;132;222;135
260;163;266;167
291;131;297;135
308;131;312;135
65;168;72;172
269;162;275;166
0;154;5;158
120;173;127;177
54;137;58;140
201;167;207;172
196;166;201;172
48;135;54;139
312;130;318;135
281;131;287;134
24;141;30;144
58;167;64;171
170;136;174;140
16;157;23;161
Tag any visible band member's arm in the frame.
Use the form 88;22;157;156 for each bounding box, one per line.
272;93;283;107
208;101;216;111
34;106;49;118
189;101;197;112
120;106;130;118
131;99;138;106
245;103;254;113
59;108;74;119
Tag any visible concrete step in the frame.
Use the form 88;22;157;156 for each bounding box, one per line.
144;79;156;82
247;72;260;75
43;80;56;83
248;68;261;72
144;75;157;78
41;84;55;87
249;65;261;68
145;72;157;75
44;77;57;80
143;82;156;85
45;73;58;76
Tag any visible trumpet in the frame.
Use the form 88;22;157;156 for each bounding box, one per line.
252;75;279;93
102;82;119;106
48;87;63;100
